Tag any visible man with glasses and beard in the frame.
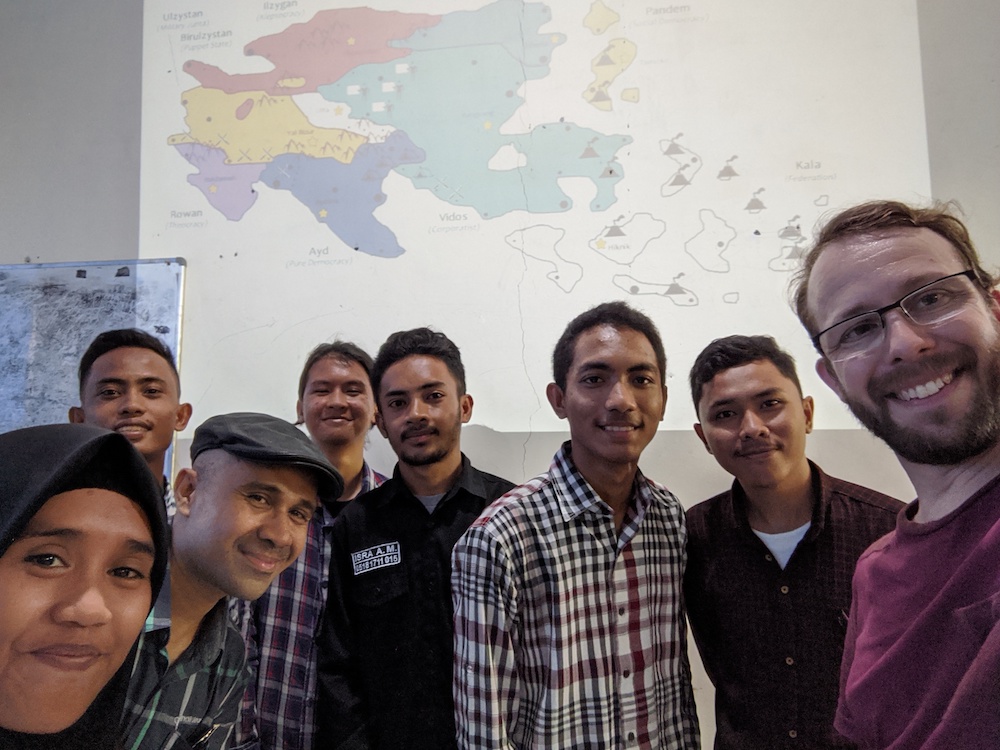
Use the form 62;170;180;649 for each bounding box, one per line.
792;200;1000;749
315;328;513;750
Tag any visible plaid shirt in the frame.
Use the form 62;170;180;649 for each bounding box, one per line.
452;442;700;749
685;462;902;749
122;589;248;750
234;462;385;750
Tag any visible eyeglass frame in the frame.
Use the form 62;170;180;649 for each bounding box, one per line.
811;269;982;361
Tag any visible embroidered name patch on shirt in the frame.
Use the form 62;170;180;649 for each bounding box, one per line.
352;542;401;575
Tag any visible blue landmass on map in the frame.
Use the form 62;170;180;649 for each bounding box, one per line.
317;0;631;219
260;130;425;258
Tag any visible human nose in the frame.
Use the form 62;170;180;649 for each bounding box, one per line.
739;410;768;439
53;578;113;627
605;378;637;412
883;308;935;361
406;398;429;421
119;387;144;414
258;510;296;549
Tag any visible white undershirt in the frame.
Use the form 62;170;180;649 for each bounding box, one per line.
753;521;811;569
416;492;445;514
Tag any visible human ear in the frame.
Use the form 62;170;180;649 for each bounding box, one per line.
815;358;845;402
693;423;712;454
174;468;198;517
546;383;567;419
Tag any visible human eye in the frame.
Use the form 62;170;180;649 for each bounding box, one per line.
290;506;314;524
144;387;163;397
24;552;67;569
110;565;148;581
427;391;445;402
386;397;405;410
244;492;270;507
97;387;121;399
632;374;655;386
762;398;784;409
835;315;882;348
712;409;736;421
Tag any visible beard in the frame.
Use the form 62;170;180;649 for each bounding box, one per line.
395;413;463;468
843;346;1000;465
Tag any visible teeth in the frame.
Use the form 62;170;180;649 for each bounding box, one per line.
898;373;953;402
603;425;634;432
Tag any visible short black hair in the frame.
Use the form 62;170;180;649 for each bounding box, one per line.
552;301;666;390
78;328;180;396
370;328;465;408
297;341;375;401
689;335;802;415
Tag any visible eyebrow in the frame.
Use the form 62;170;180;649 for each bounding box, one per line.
309;379;368;390
93;376;169;389
241;481;320;512
16;528;156;557
384;380;447;398
577;360;658;374
706;387;785;411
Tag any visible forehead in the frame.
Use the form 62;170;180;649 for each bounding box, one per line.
87;347;177;385
379;355;457;394
207;452;319;495
25;488;151;537
807;227;967;329
570;325;659;372
306;356;371;387
700;360;797;407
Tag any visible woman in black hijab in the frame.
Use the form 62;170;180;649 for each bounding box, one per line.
0;423;169;749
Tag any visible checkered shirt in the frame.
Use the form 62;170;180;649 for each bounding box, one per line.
452;442;700;749
234;462;386;750
122;594;248;750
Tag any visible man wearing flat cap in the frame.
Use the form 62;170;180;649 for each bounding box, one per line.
121;412;343;750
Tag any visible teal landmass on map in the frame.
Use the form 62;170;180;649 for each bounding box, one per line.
172;0;632;254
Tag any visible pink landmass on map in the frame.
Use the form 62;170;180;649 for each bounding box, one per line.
184;7;442;95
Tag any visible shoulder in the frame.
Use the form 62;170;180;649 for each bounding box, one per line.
462;474;554;541
684;488;732;531
823;470;906;514
467;465;517;500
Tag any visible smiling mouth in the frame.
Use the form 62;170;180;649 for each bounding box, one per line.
32;645;103;671
601;424;639;433
892;372;955;402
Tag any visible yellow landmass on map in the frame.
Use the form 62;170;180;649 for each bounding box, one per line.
583;39;637;112
621;88;640;103
583;1;619;35
167;87;367;164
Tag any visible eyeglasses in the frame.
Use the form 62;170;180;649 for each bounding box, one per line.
813;269;980;362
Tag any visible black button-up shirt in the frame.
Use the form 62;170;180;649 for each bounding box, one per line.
685;462;903;750
316;455;513;750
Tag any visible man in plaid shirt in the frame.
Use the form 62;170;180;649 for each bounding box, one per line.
235;342;386;750
452;301;700;749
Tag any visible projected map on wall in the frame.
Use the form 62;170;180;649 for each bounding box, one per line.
141;0;930;432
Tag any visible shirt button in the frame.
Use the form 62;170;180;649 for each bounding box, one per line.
764;553;773;561
623;669;631;678
789;729;798;738
785;656;794;666
618;606;625;616
627;731;636;743
780;585;790;594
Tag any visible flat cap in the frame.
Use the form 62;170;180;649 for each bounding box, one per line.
191;412;343;504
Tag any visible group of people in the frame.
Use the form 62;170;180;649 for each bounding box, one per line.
0;198;997;750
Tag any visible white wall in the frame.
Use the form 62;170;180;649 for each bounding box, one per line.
2;1;998;746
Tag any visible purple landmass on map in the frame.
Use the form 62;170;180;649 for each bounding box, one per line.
260;130;425;258
174;143;266;220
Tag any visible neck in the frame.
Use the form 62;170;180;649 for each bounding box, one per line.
323;442;366;500
742;462;814;534
147;455;166;487
164;551;224;664
899;439;1000;522
575;458;638;532
399;451;463;496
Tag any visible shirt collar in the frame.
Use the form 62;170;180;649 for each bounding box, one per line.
549;441;652;522
728;459;829;539
387;453;478;505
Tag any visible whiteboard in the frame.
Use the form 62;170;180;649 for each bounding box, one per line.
0;258;186;433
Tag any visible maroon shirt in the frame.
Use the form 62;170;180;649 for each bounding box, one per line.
685;462;903;749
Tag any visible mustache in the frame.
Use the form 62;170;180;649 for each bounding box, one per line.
401;426;438;440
